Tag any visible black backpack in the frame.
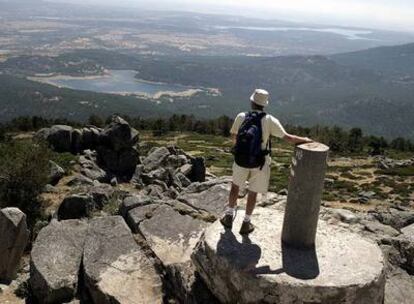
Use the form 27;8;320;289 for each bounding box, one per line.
232;111;271;169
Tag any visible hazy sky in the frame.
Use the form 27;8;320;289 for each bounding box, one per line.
54;0;414;31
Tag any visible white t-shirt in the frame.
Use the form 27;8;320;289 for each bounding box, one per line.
230;111;287;150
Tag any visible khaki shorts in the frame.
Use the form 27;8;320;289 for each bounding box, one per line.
231;157;271;194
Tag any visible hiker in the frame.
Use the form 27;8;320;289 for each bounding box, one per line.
220;89;313;234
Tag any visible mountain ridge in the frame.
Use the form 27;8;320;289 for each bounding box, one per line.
331;42;414;75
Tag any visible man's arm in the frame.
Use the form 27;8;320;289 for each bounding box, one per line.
231;134;237;145
283;133;313;145
269;116;312;145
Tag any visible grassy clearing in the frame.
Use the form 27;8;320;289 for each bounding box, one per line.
142;131;413;209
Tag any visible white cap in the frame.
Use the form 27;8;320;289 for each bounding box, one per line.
250;89;269;107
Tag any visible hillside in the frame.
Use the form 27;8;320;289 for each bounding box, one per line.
2;46;414;139
0;74;173;121
133;53;414;139
331;43;414;75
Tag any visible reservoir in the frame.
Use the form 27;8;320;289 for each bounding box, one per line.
30;70;195;97
214;26;374;41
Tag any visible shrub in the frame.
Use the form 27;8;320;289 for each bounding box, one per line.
376;166;414;177
50;151;76;173
0;126;5;142
0;140;50;226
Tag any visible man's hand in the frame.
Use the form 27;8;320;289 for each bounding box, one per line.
300;137;313;144
283;134;313;145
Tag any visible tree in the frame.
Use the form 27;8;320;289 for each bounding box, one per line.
217;115;232;137
328;126;348;152
0;125;5;142
152;118;168;137
168;114;179;132
367;136;388;155
88;114;105;128
391;137;408;151
348;128;363;153
0;140;50;227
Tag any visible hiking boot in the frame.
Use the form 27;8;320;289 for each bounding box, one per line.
220;214;234;229
239;221;255;235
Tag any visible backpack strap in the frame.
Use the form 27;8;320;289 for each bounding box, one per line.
257;112;269;170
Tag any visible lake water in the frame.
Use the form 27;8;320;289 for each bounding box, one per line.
33;70;193;96
215;26;374;40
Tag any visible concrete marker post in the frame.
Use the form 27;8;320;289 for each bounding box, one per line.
281;142;330;248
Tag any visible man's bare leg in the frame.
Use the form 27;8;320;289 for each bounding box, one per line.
245;190;258;218
228;183;240;209
220;183;240;228
240;190;257;234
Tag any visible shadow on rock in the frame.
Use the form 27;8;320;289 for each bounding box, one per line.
216;229;319;279
216;229;262;273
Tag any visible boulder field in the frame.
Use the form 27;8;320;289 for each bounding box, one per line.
1;116;413;303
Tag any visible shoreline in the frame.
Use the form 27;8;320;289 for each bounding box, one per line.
28;70;110;81
27;70;221;100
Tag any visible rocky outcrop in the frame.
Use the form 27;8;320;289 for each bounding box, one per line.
66;174;95;187
134;146;206;189
376;156;414;170
381;236;414;275
0;208;29;283
97;146;139;177
83;216;163;304
43;125;73;153
37;125;103;154
189;157;206;183
372;207;414;229
139;205;207;266
401;223;414;241
135;204;217;303
37;116;140;178
30;220;88;304
28;125;414;303
142;147;171;172
178;181;230;218
192;207;386;304
79;150;107;182
57;194;94;220
88;183;115;209
384;268;414;304
48;160;65;186
97;116;140;177
81;127;101;149
127;204;159;233
119;194;154;218
100;116;139;151
363;220;400;238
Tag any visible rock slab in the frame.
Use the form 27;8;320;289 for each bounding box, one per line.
178;183;229;218
384;268;414;304
139;204;207;266
192;207;386;304
0;208;29;283
83;216;163;304
138;204;216;303
30;219;88;304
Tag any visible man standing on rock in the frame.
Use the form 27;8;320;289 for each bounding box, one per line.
221;89;312;234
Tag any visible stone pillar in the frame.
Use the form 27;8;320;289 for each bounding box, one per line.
282;142;329;248
0;207;30;283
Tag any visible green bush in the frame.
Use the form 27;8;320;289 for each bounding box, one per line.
0;126;5;142
0;140;50;226
376;166;414;177
50;151;76;173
